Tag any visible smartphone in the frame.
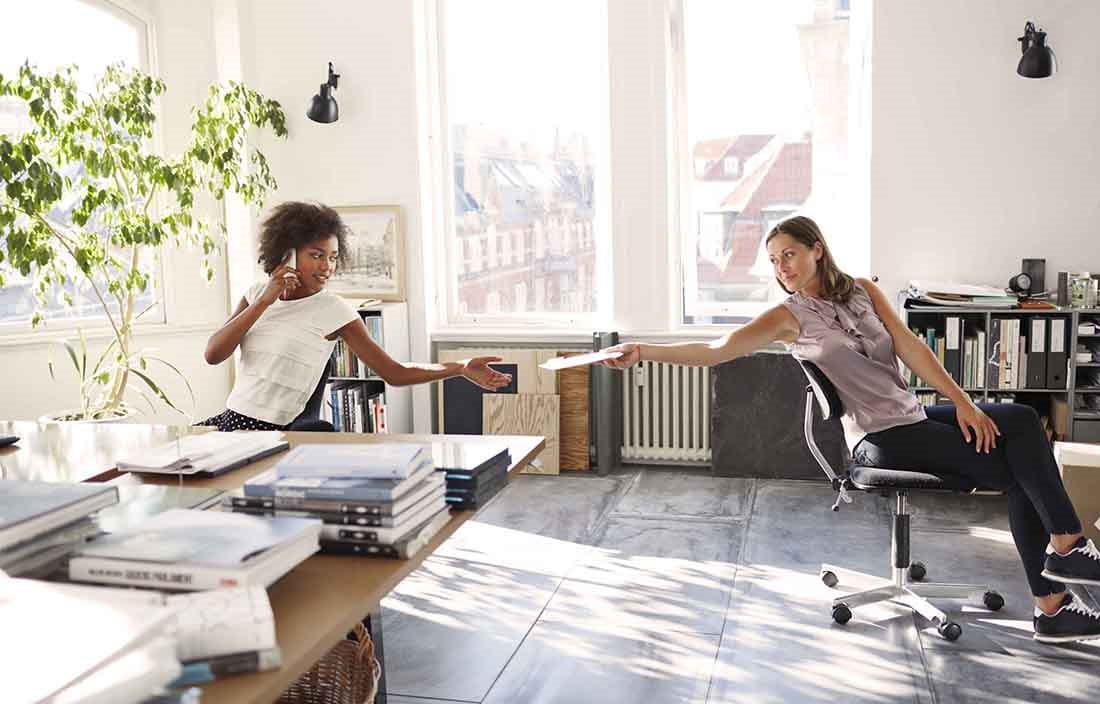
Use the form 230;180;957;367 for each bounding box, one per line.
280;249;297;299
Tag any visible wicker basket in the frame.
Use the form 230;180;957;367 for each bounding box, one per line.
278;622;381;704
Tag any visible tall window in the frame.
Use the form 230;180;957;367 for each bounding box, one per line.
438;0;608;322
679;0;870;324
0;0;154;327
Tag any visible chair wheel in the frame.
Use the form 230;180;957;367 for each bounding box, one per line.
908;561;927;582
821;570;839;588
938;621;962;641
983;591;1005;611
832;603;852;624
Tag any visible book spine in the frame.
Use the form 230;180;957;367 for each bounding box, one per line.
319;540;401;558
69;557;243;590
183;648;282;676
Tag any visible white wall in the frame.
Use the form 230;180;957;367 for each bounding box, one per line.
871;0;1100;299
0;0;234;423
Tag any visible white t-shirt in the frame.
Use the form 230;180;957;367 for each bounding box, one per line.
225;282;360;425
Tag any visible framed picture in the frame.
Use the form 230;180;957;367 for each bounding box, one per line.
329;205;405;301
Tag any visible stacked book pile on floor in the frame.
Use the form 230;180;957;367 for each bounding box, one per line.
0;479;117;578
432;441;512;509
228;443;450;559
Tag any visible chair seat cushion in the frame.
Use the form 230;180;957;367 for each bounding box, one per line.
848;465;978;492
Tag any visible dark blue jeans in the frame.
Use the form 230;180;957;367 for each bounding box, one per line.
853;403;1082;597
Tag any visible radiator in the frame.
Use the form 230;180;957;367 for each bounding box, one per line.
621;361;711;463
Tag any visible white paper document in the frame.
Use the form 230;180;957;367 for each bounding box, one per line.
539;350;623;370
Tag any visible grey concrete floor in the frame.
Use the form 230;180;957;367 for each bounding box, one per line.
380;468;1100;704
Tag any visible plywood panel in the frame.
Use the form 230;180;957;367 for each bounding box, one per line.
437;348;556;431
557;351;590;471
483;393;560;475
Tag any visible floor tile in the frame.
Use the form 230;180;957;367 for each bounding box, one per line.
923;649;1100;703
542;517;744;634
907;491;1010;532
434;474;626;576
614;470;755;519
908;527;1100;663
381;557;560;701
385;697;473;704
706;566;932;704
482;620;719;704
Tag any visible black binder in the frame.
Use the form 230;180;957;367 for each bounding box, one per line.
1026;317;1048;389
944;316;962;384
1046;318;1068;389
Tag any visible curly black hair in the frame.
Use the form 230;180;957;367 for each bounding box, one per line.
257;201;350;274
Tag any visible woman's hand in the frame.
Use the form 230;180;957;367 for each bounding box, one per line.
257;264;300;305
599;343;641;370
462;356;513;391
956;401;1001;453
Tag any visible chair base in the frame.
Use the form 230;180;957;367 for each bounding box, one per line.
821;563;1002;639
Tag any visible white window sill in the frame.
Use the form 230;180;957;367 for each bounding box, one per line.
0;322;220;348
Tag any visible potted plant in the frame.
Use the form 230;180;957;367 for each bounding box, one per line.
0;62;287;421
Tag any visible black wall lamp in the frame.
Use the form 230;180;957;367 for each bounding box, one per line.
307;62;340;123
1017;21;1055;79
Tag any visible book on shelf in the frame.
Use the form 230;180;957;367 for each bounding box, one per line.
0;479;117;550
115;430;289;477
318;506;451;559
244;462;438;503
323;384;385;433
1048;318;1068;388
68;509;321;591
274;443;431;480
0;577;179;704
224;472;446;518
171;647;283;686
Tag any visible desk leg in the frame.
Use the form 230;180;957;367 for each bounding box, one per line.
364;609;387;704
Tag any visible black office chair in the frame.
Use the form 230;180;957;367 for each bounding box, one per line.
797;360;1004;641
287;354;336;432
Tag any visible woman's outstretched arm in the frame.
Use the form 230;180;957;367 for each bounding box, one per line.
601;304;800;370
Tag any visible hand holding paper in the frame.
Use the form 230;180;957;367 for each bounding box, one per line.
539;350;624;371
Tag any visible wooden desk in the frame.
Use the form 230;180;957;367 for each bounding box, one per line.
124;429;544;704
0;420;188;482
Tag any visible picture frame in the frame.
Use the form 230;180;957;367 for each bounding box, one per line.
329;205;405;301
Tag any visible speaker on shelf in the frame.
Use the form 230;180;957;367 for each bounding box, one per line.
1022;258;1045;296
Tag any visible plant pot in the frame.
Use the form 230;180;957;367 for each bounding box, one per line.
38;408;134;424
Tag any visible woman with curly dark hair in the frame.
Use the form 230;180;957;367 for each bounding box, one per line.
200;201;510;431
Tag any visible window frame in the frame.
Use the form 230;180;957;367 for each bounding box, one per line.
427;0;612;332
0;0;169;337
669;0;871;329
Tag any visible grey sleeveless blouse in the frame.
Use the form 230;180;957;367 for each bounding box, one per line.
781;282;926;451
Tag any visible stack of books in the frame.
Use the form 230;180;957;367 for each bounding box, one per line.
432;441;512;509
229;443;450;559
67;508;322;590
0;479;118;578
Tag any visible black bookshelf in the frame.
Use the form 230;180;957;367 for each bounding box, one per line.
901;304;1100;442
